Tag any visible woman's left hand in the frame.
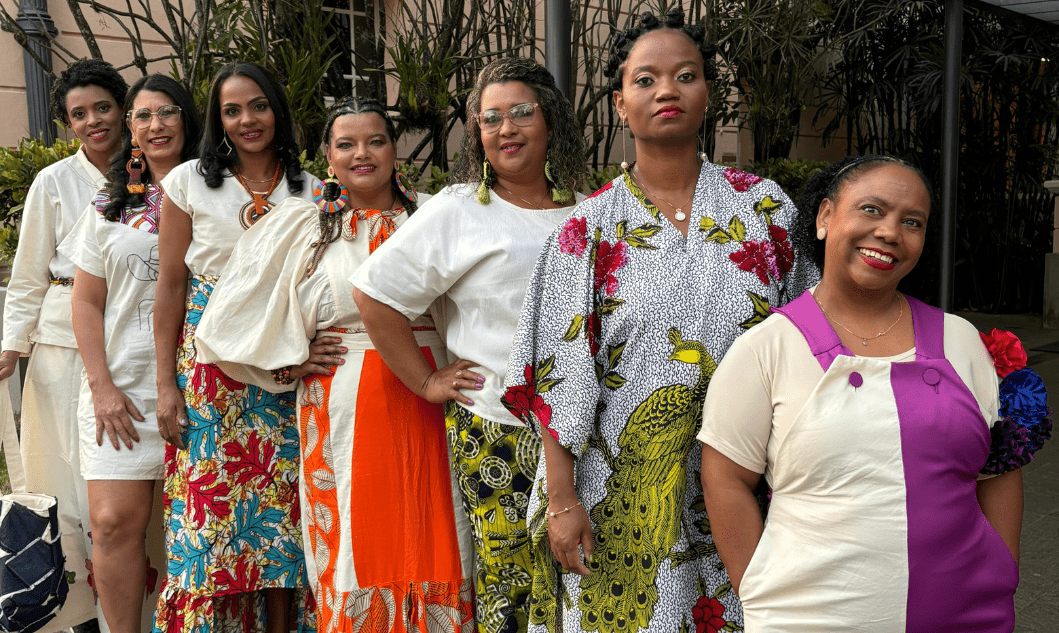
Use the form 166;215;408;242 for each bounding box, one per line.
290;336;347;382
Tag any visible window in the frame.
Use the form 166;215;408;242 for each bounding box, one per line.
324;0;384;99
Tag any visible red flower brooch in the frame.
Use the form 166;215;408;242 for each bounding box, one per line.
979;328;1028;378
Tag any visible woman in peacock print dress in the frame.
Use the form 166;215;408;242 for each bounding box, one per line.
502;9;817;633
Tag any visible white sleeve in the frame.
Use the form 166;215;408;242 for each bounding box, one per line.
3;171;60;353
58;204;104;278
698;332;775;474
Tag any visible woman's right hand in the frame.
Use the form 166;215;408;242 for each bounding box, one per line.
547;497;595;576
0;350;20;381
156;382;187;449
289;336;346;382
419;359;484;406
92;383;145;450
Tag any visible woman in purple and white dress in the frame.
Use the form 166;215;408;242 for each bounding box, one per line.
699;155;1050;632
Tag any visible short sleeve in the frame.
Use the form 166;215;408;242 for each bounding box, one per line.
502;214;601;457
698;331;774;474
351;189;475;319
160;161;192;214
58;202;105;278
194;198;322;390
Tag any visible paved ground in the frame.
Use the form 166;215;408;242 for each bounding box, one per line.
958;312;1059;632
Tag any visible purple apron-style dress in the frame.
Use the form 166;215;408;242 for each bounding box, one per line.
734;293;1018;632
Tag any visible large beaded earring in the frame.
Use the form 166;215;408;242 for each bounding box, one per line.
393;161;418;205
476;159;492;204
545;159;572;203
313;165;349;215
126;139;146;194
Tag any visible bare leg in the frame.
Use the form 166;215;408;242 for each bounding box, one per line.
86;480;154;633
266;588;293;633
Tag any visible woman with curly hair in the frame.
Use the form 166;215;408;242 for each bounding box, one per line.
61;73;201;633
353;57;588;633
0;58;128;633
152;61;318;633
193;96;475;632
502;7;817;633
699;155;1047;631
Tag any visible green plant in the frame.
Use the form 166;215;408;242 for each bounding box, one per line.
0;137;82;227
299;151;330;182
585;165;624;194
744;158;829;203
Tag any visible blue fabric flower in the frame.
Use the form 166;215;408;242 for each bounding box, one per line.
999;367;1048;428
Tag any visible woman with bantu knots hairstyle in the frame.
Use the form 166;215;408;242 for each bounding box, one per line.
502;7;817;633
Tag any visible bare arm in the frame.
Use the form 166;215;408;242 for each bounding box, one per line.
700;443;765;596
71;268;144;449
977;468;1023;563
153;194;192;448
541;428;594;575
352;287;482;404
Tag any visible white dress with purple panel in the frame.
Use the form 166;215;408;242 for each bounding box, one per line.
699;290;1048;632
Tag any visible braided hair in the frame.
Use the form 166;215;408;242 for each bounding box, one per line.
795;155;935;271
197;62;304;193
306;97;413;277
603;6;718;92
450;57;588;202
101;75;202;221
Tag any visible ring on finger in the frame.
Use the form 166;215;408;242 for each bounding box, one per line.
456;370;463;377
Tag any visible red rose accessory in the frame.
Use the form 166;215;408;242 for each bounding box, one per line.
979;328;1028;378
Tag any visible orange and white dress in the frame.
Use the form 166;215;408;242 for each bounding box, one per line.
194;196;475;633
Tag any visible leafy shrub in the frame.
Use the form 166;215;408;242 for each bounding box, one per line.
744;158;829;203
0;137;82;227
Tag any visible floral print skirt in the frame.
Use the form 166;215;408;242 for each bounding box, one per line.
153;276;315;633
443;402;540;633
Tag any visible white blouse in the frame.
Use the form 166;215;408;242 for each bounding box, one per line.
351;185;581;425
160;159;319;277
2;148;106;352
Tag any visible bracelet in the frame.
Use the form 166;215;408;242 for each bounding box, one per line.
271;366;294;385
547;501;582;518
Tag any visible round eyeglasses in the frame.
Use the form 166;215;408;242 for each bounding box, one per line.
127;105;182;129
477;103;540;134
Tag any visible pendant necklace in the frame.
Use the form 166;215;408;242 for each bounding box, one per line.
496;183;549;210
820;294;904;347
632;171;694;221
233;162;281;229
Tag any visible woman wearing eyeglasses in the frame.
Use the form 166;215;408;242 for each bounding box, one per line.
354;57;588;633
60;74;201;633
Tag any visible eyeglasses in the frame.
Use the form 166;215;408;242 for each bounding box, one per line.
477;103;540;133
127;105;182;129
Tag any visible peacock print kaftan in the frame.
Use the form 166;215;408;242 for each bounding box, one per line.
503;162;818;633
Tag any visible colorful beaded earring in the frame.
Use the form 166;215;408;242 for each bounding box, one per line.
393;162;418;205
545;160;572;203
476;159;492;204
313;165;349;214
126;139;145;194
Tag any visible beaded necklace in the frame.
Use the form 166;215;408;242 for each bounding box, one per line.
232;162;281;229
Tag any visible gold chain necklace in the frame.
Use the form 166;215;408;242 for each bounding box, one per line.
820;294;904;347
496;183;549;209
631;170;694;221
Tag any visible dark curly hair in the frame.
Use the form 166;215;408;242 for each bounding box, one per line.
197;62;303;193
50;59;129;125
305;97;418;277
794;155;936;271
604;6;718;92
450;57;588;202
101;75;202;222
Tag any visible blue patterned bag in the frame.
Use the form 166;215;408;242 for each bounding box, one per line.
0;387;68;633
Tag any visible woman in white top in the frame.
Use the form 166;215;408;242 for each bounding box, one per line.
0;59;128;633
194;96;475;633
152;62;318;633
353;58;588;633
62;74;201;633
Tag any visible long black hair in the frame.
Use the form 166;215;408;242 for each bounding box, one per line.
450;57;588;201
101;75;202;221
604;6;718;92
197;61;303;192
50;59;129;125
795;155;936;271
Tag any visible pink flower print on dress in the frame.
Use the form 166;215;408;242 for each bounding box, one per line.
501;364;557;440
723;166;763;192
729;224;794;285
594;239;629;295
558;216;589;257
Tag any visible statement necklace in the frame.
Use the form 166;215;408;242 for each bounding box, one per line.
232;162;282;229
496;183;549;210
820;294;904;347
632;171;694;221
